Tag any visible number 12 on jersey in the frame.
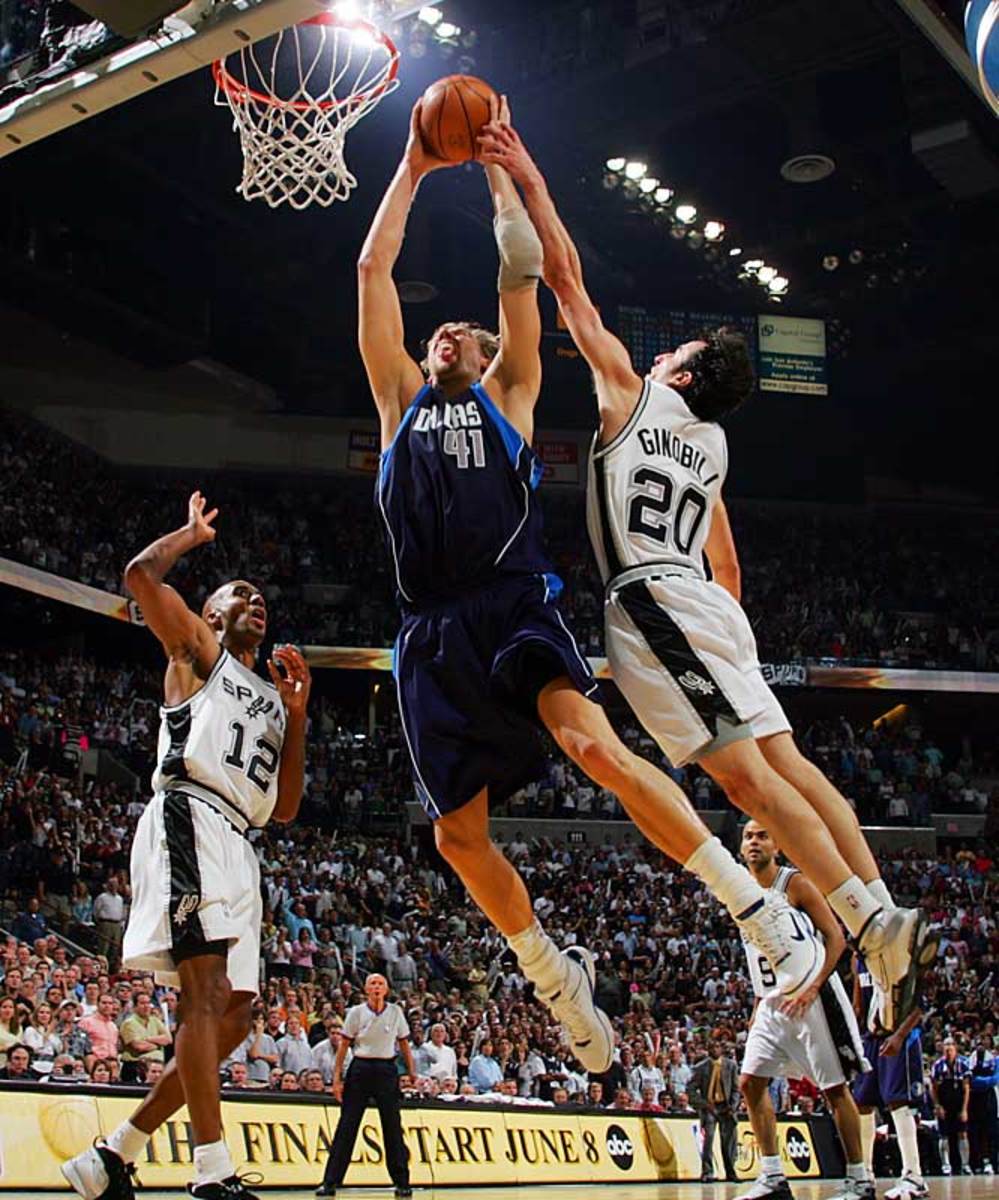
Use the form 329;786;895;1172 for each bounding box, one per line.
223;720;279;793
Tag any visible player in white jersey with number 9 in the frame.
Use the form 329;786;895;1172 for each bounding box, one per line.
62;492;311;1200
478;112;937;1030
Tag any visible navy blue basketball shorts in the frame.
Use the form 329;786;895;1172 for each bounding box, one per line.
393;573;600;819
851;1032;925;1109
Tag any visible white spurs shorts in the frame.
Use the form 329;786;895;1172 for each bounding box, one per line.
122;788;262;994
605;568;791;767
741;973;870;1090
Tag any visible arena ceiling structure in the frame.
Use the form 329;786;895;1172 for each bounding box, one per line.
0;0;997;496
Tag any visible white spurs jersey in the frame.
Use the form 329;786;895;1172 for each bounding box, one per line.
742;866;821;999
151;649;286;828
586;378;728;586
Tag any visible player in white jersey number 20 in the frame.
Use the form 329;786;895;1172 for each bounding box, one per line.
737;821;872;1200
479;114;938;1030
61;492;311;1200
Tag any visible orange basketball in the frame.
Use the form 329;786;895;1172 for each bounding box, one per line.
418;74;497;164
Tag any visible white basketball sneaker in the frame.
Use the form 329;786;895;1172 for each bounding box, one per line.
62;1141;137;1200
860;907;938;1029
738;892;823;996
884;1173;928;1199
735;1174;794;1200
826;1179;875;1200
537;946;613;1073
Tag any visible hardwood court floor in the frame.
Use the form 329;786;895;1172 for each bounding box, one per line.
10;1179;992;1198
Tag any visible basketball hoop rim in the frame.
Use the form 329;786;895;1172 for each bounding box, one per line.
212;12;400;114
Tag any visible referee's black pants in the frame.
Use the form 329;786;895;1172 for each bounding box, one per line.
323;1058;409;1188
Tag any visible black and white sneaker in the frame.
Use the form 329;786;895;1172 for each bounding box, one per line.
62;1142;137;1200
735;1173;794;1200
188;1174;262;1200
537;946;613;1073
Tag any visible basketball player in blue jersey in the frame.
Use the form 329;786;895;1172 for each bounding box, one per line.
851;953;928;1198
478;110;936;1032
62;492;311;1200
359;95;825;1072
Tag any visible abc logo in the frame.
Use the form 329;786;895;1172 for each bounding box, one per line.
783;1126;812;1173
606;1124;634;1170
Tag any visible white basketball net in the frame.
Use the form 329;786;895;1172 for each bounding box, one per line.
213;15;399;210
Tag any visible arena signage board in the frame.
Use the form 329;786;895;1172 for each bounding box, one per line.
757;315;829;396
0;1087;707;1189
532;438;581;484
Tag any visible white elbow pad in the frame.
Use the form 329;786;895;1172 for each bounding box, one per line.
495;207;543;292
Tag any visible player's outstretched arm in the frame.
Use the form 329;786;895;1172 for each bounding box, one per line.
123;491;221;671
779;872;847;1019
358;100;446;446
479;95;541;435
478;117;643;442
703;497;742;602
267;645;311;823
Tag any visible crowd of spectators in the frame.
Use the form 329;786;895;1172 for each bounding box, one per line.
0;821;996;1137
3;409;998;670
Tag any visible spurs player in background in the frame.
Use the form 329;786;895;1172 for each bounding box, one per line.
62;492;311;1200
478;112;937;1028
359;93;823;1077
737;821;871;1200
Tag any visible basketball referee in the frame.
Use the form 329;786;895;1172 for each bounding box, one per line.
317;974;416;1198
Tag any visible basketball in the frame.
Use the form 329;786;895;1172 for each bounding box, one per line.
418;74;498;164
965;0;999;113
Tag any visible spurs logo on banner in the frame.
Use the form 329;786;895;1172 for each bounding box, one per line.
173;895;199;927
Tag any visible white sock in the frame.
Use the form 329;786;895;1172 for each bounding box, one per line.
826;875;882;939
867;878;894;910
507;919;567;994
859;1111;876;1172
846;1161;868;1182
958;1136;969;1169
890;1106;922;1179
106;1121;149;1165
938;1139;950;1168
685;836;763;919
761;1154;783;1177
193;1139;234;1187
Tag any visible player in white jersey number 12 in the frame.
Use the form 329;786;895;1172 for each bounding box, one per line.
478;114;937;1029
62;492;311;1200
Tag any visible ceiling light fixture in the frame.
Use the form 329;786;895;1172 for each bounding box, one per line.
703;220;725;242
605;157;626;173
417;4;442;24
675;203;697;224
624;161;647;180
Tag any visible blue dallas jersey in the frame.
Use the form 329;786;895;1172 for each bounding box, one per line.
377;382;555;607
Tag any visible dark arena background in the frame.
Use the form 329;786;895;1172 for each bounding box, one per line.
0;1;997;1198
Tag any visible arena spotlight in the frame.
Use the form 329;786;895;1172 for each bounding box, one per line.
757;265;777;284
768;275;789;295
417;4;443;24
823;255;840;271
654;186;674;204
606;157;626;172
703;220;725;242
624;161;647;180
675;203;697;224
333;0;361;18
436;21;460;39
639;177;659;194
729;247;743;257
744;259;764;272
848;248;864;265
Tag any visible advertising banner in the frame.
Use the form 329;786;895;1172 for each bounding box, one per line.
757;315;828;396
532;439;580;485
0;1087;703;1189
346;429;380;474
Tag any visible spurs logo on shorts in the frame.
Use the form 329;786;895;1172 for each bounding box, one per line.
173;894;200;927
678;670;715;695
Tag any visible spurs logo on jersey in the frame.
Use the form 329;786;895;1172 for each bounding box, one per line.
742;866;821;998
152;649;286;828
586;378;728;585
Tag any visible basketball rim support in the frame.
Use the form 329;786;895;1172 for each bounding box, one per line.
0;0;329;158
